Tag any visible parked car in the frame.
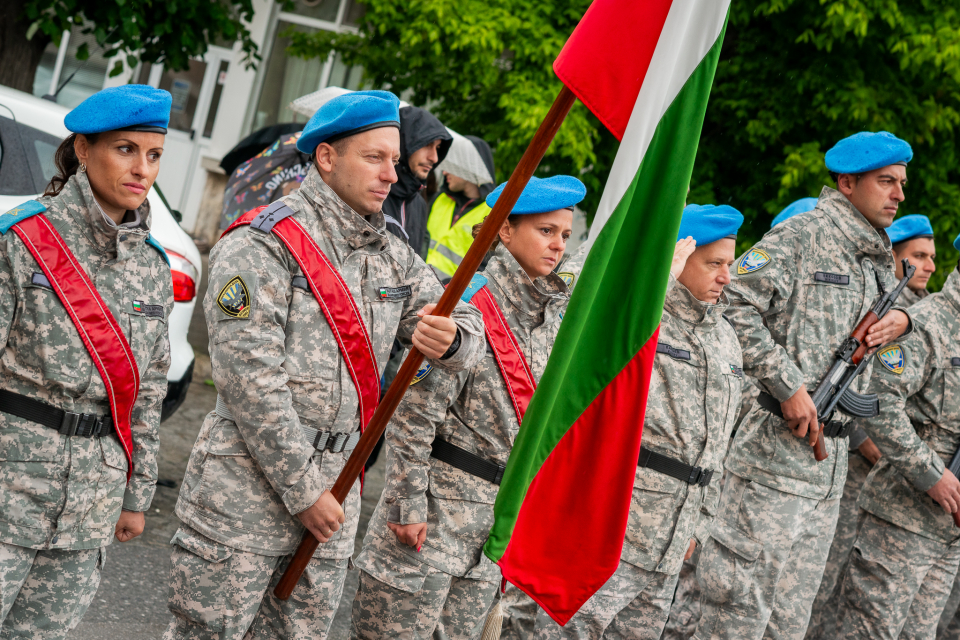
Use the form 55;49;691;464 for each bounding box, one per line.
0;85;202;420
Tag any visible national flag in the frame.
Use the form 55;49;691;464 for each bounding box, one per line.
482;0;732;625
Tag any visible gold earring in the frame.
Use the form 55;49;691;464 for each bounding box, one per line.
78;163;86;173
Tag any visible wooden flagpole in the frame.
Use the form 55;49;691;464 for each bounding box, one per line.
274;85;577;599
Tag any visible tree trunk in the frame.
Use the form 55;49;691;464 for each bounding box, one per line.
0;0;53;94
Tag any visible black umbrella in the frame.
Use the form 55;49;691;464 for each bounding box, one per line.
220;132;311;230
219;123;304;176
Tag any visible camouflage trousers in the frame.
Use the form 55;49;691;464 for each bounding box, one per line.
835;511;960;640
661;546;702;640
937;572;960;639
804;452;871;640
163;526;347;640
0;542;104;639
350;563;499;640
500;583;539;640
532;560;679;640
693;473;839;640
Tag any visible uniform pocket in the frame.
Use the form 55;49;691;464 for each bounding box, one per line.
798;280;862;346
697;519;762;605
624;467;684;553
356;545;428;593
121;311;166;376
85;436;126;526
168;528;234;632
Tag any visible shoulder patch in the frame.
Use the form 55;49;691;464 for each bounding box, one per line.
411;362;433;385
145;234;170;266
558;271;575;288
461;274;488;303
217;276;251;319
0;201;46;235
737;249;771;275
877;344;905;375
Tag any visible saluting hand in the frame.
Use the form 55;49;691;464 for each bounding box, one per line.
671;237;697;279
388;522;428;551
115;510;145;542
866;310;909;347
414;304;459;359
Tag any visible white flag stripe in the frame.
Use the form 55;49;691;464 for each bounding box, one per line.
586;0;730;246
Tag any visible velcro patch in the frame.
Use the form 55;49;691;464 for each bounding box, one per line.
132;300;164;319
30;272;52;290
728;364;743;378
814;271;850;285
292;275;310;292
379;285;412;301
218;276;251;319
656;342;691;361
951;357;960;367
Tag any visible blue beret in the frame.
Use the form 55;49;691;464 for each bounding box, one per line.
485;175;586;214
954;233;960;253
771;197;818;228
825;131;913;174
678;204;744;246
888;214;934;245
297;90;400;153
65;85;171;135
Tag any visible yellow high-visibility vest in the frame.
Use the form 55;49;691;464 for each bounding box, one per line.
426;193;492;279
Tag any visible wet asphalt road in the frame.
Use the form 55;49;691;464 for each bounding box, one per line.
69;252;384;639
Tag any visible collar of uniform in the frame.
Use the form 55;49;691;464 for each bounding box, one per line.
816;186;890;257
664;273;727;326
484;244;569;319
296;165;388;251
48;171;150;254
940;268;960;316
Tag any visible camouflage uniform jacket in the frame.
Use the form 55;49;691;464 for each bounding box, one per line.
356;245;568;581
723;187;909;500
0;172;172;550
623;276;742;576
899;286;929;308
856;268;960;544
174;166;484;558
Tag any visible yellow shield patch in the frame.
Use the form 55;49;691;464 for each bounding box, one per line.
218;276;251;319
558;272;575;288
737;249;771;275
411;363;433;385
877;344;905;375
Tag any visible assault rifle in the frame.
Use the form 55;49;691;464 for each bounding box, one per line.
759;259;915;461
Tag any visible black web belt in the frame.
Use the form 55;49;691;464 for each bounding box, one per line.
638;447;714;487
757;391;853;438
430;437;505;485
0;389;116;438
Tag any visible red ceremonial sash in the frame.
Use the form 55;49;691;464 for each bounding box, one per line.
225;206;381;432
11;214;138;479
470;286;537;424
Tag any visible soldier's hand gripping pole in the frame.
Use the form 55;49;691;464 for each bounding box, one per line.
943;448;960;528
273;86;578;600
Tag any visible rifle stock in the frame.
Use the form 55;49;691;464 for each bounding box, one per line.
272;86;577;601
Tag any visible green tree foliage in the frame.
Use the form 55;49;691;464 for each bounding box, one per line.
285;0;619;216
290;0;960;286
1;0;276;95
694;0;960;288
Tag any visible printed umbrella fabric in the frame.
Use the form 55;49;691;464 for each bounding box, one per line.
219;132;312;230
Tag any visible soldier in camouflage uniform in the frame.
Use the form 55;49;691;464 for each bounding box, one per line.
164;91;483;640
0;86;173;638
693;132;915;640
662;197;816;640
805;214;938;640
533;204;745;640
350;176;584;640
832;254;960;639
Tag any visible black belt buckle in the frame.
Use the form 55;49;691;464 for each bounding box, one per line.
698;469;714;487
329;433;348;453
687;466;704;486
492;464;506;485
59;412;81;437
822;420;850;439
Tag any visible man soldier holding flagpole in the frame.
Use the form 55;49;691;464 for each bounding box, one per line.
163;91;484;640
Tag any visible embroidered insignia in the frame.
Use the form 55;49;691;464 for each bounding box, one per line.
132;300;143;313
218;276;251;318
411;363;433;385
814;271;850;285
656;342;691;361
132;300;164;318
877;345;905;375
558;272;575;288
737;249;771;275
729;364;743;378
378;285;412;301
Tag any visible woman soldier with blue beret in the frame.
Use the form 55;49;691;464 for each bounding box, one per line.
0;85;174;637
350;176;584;639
